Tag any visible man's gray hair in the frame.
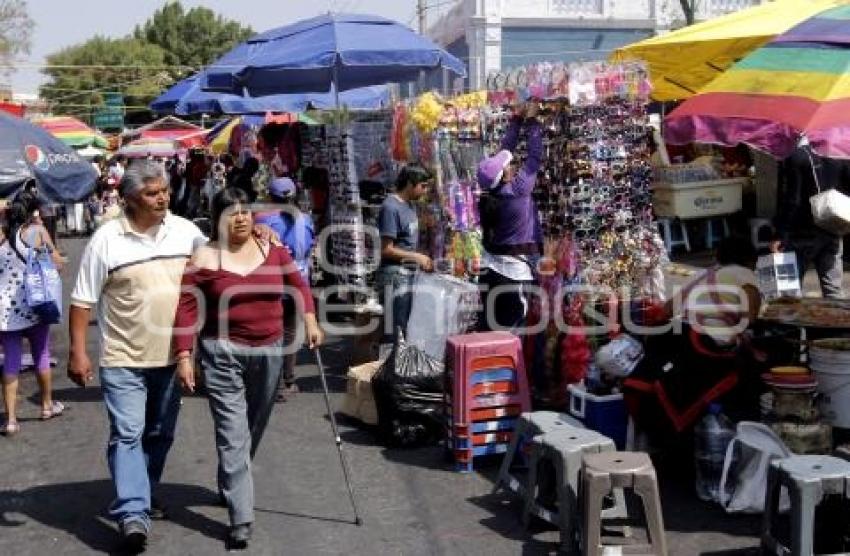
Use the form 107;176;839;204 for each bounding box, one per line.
119;159;167;200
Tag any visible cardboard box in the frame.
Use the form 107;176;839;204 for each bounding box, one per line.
349;309;383;367
652;178;745;219
341;360;382;425
757;252;801;300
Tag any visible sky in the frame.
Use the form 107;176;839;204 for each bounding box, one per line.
11;0;431;94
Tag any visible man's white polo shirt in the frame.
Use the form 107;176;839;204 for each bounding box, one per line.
71;212;206;368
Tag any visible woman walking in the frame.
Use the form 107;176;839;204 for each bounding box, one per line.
173;187;322;549
1;195;65;436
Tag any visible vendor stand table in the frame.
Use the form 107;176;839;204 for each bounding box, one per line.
759;297;850;362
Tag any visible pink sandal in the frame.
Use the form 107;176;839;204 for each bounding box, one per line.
41;401;65;420
3;421;19;436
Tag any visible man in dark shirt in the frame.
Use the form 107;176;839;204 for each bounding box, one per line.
377;163;433;342
770;148;845;298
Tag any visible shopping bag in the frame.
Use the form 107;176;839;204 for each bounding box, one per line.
805;146;850;236
810;188;850;236
406;272;479;362
23;239;62;324
717;422;792;513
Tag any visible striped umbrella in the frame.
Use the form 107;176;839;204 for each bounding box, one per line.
33;116;109;149
665;3;850;159
117;137;186;159
205;113;318;155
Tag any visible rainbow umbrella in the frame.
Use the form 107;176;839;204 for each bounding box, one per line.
205;113;317;155
665;4;850;159
613;0;845;102
33;116;108;149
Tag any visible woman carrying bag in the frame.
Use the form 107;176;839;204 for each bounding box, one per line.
0;194;65;436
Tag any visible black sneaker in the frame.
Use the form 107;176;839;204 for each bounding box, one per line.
227;523;252;550
150;498;168;520
120;520;148;553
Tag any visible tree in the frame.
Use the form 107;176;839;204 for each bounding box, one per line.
658;0;697;28
678;0;696;25
134;1;254;79
39;37;169;123
0;0;33;76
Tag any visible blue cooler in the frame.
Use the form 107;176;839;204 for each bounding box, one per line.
568;382;629;449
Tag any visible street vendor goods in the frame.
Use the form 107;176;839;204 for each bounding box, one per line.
760;297;850;328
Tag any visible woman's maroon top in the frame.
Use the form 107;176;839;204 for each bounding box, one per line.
174;244;315;353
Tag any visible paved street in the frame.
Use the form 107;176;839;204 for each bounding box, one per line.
4;235;846;555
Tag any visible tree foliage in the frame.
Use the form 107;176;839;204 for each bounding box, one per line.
40;37;169;122
39;1;253;125
134;1;254;79
0;0;33;75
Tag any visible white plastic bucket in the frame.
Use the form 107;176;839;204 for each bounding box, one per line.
810;339;850;428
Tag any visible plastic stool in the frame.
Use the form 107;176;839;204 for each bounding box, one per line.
657;218;690;254
761;455;850;556
705;217;730;249
447;332;531;472
749;217;775;251
582;451;667;556
524;428;627;553
493;411;584;496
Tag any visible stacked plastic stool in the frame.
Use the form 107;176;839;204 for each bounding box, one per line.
761;455;850;556
582;451;667;556
446;332;531;473
493;411;585;496
525;427;627;553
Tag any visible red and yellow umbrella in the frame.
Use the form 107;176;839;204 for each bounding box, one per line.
33;116;109;149
665;3;850;159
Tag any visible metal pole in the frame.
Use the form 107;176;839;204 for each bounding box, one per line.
418;0;427;34
313;348;363;525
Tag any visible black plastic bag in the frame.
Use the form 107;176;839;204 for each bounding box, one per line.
371;338;445;447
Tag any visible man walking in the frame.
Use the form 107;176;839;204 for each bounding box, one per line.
67;160;205;552
770;147;846;298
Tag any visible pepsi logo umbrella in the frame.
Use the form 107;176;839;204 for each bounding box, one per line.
202;12;466;97
665;4;850;159
0;111;97;202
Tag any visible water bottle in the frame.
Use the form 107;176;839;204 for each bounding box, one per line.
585;363;604;394
694;403;735;503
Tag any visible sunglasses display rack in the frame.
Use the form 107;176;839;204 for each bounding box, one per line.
485;61;664;297
485;61;666;401
308;124;377;301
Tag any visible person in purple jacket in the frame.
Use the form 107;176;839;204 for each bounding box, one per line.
476;102;543;331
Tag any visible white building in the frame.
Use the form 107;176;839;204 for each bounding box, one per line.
427;0;763;90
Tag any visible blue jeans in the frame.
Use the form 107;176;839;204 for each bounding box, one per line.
100;365;182;529
377;265;414;344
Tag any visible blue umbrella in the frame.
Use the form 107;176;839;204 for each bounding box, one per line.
202;13;466;97
150;73;390;116
0;112;97;202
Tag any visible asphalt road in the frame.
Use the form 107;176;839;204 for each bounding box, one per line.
5;233;844;555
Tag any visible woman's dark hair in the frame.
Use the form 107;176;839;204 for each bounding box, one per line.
716;235;757;268
395;163;432;191
230;157;259;202
210;187;250;241
5;192;41;252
